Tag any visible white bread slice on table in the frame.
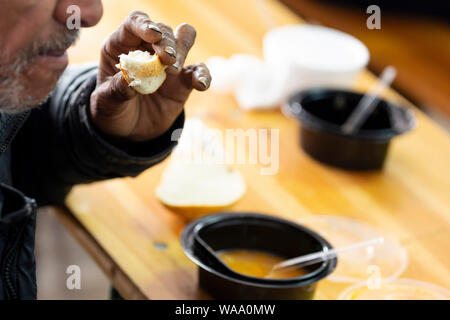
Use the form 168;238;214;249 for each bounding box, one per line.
155;118;247;220
156;161;246;220
117;50;167;94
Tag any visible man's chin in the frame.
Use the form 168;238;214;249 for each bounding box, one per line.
25;57;67;89
0;53;69;114
0;76;58;115
0;94;50;114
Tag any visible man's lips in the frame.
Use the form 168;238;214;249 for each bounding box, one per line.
39;48;69;57
32;48;70;71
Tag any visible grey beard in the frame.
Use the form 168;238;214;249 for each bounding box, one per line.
0;85;51;115
0;72;38;114
0;28;79;114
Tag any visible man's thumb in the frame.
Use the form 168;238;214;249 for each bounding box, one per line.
107;72;138;104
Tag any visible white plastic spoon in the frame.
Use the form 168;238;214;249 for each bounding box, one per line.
342;66;397;134
269;237;385;275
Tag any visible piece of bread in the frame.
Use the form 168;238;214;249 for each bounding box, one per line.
156;161;246;221
117;50;167;94
156;118;247;220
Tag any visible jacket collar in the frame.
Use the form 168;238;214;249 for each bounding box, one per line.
0;111;30;155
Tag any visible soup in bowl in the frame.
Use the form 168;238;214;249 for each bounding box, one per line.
181;212;337;299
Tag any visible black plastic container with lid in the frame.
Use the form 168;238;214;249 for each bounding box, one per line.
287;88;416;170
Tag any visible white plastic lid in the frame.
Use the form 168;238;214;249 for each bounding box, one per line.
339;279;450;300
297;215;408;283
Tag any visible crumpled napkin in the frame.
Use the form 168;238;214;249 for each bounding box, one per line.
207;54;289;110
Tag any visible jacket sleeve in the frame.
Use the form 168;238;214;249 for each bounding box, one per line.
11;63;184;206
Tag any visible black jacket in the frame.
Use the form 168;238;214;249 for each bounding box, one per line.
0;63;183;299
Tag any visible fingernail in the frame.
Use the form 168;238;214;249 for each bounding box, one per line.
148;24;162;34
164;46;176;58
198;76;208;88
172;61;181;71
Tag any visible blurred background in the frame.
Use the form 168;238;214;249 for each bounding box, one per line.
279;0;450;128
35;0;449;299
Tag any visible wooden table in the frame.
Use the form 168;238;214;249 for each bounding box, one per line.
55;0;450;300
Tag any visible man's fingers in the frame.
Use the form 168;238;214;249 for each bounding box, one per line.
124;11;163;44
103;11;179;70
188;63;211;91
107;11;163;52
169;23;196;73
151;22;177;66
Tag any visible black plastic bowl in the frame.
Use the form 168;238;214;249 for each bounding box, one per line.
181;212;337;300
287;89;416;170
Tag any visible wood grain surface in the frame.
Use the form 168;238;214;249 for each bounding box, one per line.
62;0;450;299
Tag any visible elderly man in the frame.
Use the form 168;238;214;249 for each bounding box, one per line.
0;0;211;299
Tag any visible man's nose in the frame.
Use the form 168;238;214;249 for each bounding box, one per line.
55;0;103;28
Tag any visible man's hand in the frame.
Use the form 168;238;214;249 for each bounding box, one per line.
90;11;211;142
